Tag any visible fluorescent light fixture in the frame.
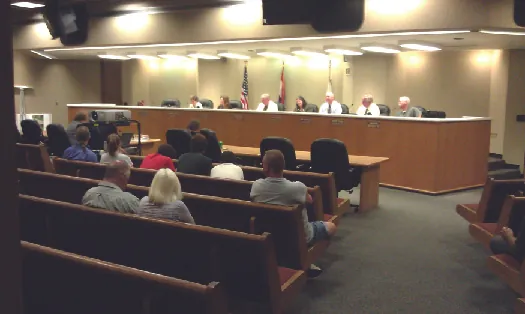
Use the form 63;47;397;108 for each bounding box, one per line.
217;51;251;60
157;53;188;60
126;54;159;60
323;45;363;56
398;41;442;51
187;52;220;60
30;50;55;59
360;44;401;53
98;54;130;60
44;30;472;53
479;29;525;36
14;85;33;90
11;2;44;8
256;49;294;59
290;47;328;58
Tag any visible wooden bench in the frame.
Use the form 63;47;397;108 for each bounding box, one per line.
456;178;525;223
18;169;330;270
516;298;525;314
22;241;228;314
19;195;306;314
16;143;54;172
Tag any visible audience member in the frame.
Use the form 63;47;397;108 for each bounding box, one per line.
178;134;213;176
100;133;133;167
63;126;97;162
66;112;88;145
218;95;230;109
294;96;308;112
490;223;525;264
356;94;380;116
189;95;203;109
250;150;337;277
140;144;177;171
256;94;278;112
211;151;244;180
319;92;342;114
397;96;422;118
20;119;46;145
186;120;201;136
82;160;139;213
137;169;195;224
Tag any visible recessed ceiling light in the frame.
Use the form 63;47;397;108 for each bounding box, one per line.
11;2;44;8
290;48;328;58
256;49;294;59
323;45;363;56
360;44;401;54
98;54;130;60
157;53;188;60
217;51;251;60
187;52;220;60
30;50;55;59
126;54;159;60
479;29;525;36
398;41;442;51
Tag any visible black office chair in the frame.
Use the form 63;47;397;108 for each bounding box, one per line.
161;99;181;108
277;103;286;111
260;137;307;171
230;100;243;109
377;104;391;116
305;104;319;113
165;129;192;158
341;104;350;114
79;123;117;151
311;138;361;211
422;110;446;118
200;99;214;109
46;124;71;157
414;106;426;114
20;119;45;145
200;128;222;162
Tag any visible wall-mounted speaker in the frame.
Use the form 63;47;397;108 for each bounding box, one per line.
310;0;364;32
515;0;525;27
43;0;89;46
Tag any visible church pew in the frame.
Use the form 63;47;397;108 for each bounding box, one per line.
22;241;228;314
456;178;525;223
19;195;306;314
16;143;54;172
487;253;525;296
18;169;329;270
516;298;525;314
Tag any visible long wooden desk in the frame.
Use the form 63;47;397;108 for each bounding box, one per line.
68;105;491;194
224;145;388;211
130;138;161;155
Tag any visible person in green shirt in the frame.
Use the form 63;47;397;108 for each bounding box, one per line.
397;96;421;118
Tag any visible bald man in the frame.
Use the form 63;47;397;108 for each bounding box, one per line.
319;92;342;114
356;94;380;116
256;94;279;112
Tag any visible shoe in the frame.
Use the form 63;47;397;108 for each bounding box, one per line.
307;264;323;278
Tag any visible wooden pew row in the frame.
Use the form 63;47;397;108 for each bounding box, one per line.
456;178;525;223
52;158;334;224
516;298;525;314
16;143;54;172
22;241;228;314
18;168;328;270
128;155;349;216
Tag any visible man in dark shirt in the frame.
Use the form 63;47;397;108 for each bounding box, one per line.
66;112;88;145
177;134;212;176
186;120;200;137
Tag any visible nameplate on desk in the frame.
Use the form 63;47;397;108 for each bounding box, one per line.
331;119;344;125
300;118;311;124
167;112;179;117
196;114;209;119
233;114;243;120
270;116;282;121
137;111;149;117
367;122;380;128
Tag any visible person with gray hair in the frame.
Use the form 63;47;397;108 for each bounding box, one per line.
256;93;278;112
319;92;342;114
82;160;140;214
356;94;380;116
397;96;421;118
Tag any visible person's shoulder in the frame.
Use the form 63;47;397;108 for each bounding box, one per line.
122;191;140;201
289;180;307;189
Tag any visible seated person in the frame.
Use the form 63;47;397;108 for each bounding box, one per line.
82;160;139;213
319;92;342;114
356;94;380;116
250;150;337;277
256;94;279;112
294;96;308;112
140;144;177;171
63;126;98;162
100;133;133;167
137;168;195;224
211;151;244;180
66;112;88;145
186;120;200;136
177;134;213;176
217;95;230;109
189;95;203;109
397;96;421;117
490;222;525;264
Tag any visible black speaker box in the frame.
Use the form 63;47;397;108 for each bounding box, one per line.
515;0;525;27
310;0;364;32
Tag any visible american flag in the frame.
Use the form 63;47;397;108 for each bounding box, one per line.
240;63;249;110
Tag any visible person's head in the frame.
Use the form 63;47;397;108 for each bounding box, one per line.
261;94;270;106
75;126;91;146
221;151;237;164
296;96;307;109
157;144;177;159
262;150;285;178
187;120;200;132
220;95;230;109
190;95;199;105
103;160;131;190
73;112;88;123
325;92;335;104
148;168;183;205
107;133;121;157
190;133;208;153
362;94;374;107
398;96;410;110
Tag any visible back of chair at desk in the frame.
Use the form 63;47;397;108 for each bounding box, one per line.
166;129;191;158
260;137;299;171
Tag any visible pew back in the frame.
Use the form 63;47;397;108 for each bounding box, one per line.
17;143;54;172
22;241;228;314
477;179;525;223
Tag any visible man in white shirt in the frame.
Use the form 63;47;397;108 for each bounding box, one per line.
189;95;203;109
211;151;244;180
319;92;342;114
356;94;380;116
256;94;279;112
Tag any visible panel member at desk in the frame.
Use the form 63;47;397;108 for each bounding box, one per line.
256;94;279;112
397;96;421;118
189;95;203;109
356;94;380;116
319;92;342;114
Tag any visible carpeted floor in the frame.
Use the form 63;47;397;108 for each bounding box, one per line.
287;187;518;314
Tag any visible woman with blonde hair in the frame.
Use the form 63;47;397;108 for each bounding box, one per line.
137;168;195;224
100;133;133;167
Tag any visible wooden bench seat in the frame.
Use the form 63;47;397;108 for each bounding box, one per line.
22;241;228;314
515;298;525;314
18;169;329;270
487;253;524;295
19;196;306;314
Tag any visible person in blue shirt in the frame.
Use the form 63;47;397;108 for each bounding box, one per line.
63;126;97;162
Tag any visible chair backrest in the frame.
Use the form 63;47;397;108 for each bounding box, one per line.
277;103;285;111
200;129;222;162
16;143;54;172
22;241;228;314
414;106;426;113
377;104;391;116
260;137;298;170
46;124;71;157
78;123;117;151
20;119;43;145
200;99;214;109
477;178;525;223
165;129;192;158
161;99;181;108
19;195;283;309
229;100;242;109
305;104;319;113
311;138;356;191
341;104;349;114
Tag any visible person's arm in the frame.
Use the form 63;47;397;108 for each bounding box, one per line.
372;105;381;116
125;195;140;214
88;152;98;163
319;104;326;114
166;158;176;171
335;105;343;115
177;202;196;224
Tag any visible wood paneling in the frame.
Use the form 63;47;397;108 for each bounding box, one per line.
100;60;122;105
